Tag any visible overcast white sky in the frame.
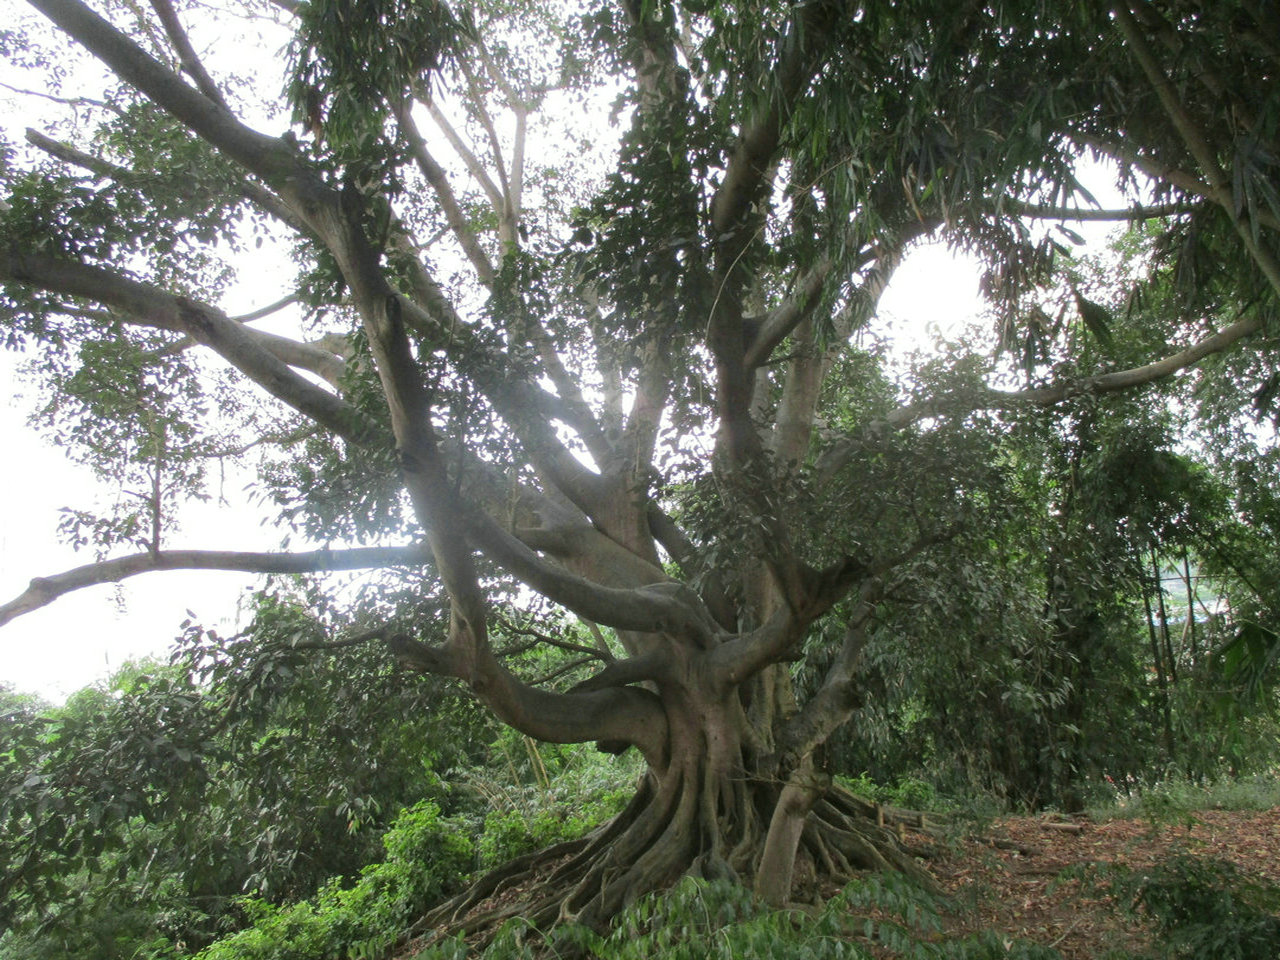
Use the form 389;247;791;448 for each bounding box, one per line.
0;288;297;702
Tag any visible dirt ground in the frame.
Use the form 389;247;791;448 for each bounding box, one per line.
925;806;1280;958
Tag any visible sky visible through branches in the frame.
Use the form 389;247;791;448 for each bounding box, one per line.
0;241;989;701
0;4;1134;702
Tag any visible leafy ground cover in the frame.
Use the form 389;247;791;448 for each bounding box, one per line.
927;805;1280;958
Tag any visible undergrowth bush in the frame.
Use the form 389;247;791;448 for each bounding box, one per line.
468;739;641;869
838;773;950;812
1088;773;1280;822
193;801;472;960
477;797;625;870
1082;853;1280;960
193;745;637;960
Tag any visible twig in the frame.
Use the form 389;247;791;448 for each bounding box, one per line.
529;656;596;686
0;81;124;116
494;614;615;662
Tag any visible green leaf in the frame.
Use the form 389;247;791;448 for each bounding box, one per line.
1073;289;1114;350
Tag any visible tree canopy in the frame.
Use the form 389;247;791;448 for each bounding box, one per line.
2;0;1279;929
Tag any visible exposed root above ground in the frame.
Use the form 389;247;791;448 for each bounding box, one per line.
398;782;941;953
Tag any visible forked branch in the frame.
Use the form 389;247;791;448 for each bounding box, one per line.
148;0;228;109
0;251;376;442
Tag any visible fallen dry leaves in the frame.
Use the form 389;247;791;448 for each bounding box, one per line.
926;806;1280;958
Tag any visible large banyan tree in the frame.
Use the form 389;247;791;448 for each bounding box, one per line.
2;0;1278;929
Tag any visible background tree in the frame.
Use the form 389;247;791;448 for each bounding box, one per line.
2;0;1278;927
0;589;494;957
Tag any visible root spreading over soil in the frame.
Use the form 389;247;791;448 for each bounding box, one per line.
396;804;1280;959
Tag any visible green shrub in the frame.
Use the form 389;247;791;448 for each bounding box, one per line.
1082;853;1280;960
470;742;639;869
476;791;629;869
1090;773;1280;823
1131;855;1280;959
195;801;472;960
838;772;949;812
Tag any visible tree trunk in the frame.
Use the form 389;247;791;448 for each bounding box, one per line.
412;671;929;945
754;754;825;906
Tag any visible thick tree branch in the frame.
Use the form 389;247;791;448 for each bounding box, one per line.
708;607;803;690
151;325;347;387
1131;1;1254;129
569;651;668;693
528;322;616;472
1113;4;1228;191
375;239;609;510
769;317;825;468
231;293;299;323
1079;134;1280;231
772;581;883;769
244;328;347;387
508;103;527;235
459;59;510;193
26;126;140;179
0;251;376;441
451;449;667;596
142;297;344;388
743;255;833;370
698;2;846;615
767;242;908;469
998;197;1190;222
0;546;433;627
478;675;670;765
710;519;959;689
1114;0;1280;297
467;510;717;642
619;338;672;482
24;2;643;666
148;0;228;109
383;634;467;677
28;0;301;187
589;300;626;437
396;101;497;286
422;97;504;211
388;632;670;763
394;293;612;517
816;311;1265;484
457;58;512;229
642;505;735;630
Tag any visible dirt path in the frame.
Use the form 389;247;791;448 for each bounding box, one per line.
927;807;1280;958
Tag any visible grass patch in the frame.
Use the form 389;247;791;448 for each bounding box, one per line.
1088;772;1280;823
